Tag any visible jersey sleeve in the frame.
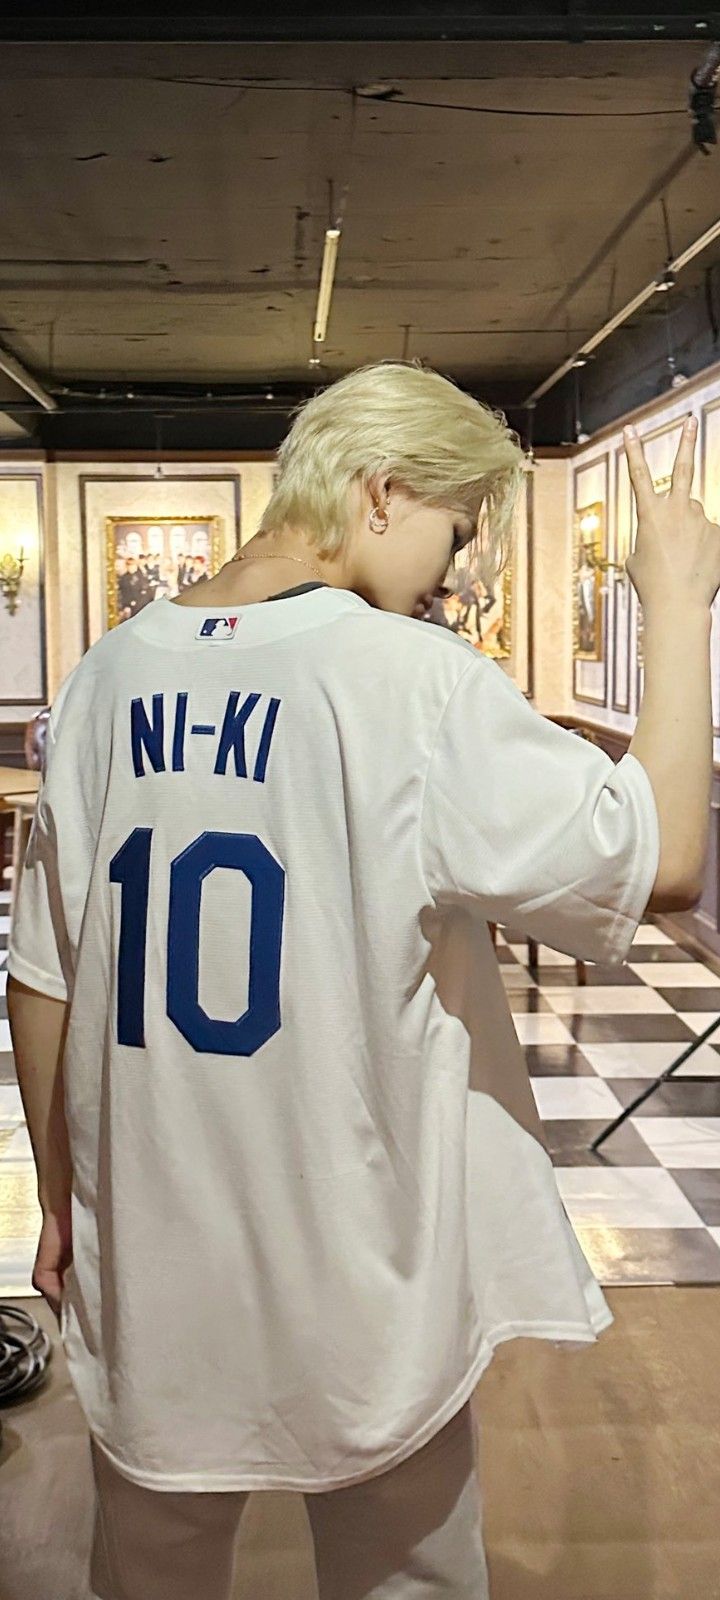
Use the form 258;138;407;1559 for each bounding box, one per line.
420;658;660;965
8;714;72;1000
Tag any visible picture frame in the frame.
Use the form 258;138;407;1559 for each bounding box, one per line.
572;500;605;661
611;447;633;715
439;560;513;659
105;515;222;629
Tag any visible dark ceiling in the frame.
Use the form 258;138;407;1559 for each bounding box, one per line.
0;21;718;448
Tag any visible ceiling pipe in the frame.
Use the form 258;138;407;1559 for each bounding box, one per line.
0;343;58;411
523;213;720;409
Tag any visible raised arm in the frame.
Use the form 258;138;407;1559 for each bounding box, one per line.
624;416;720;908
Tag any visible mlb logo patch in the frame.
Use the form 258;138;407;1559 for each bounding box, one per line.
196;615;240;641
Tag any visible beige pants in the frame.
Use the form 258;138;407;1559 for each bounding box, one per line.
89;1400;489;1600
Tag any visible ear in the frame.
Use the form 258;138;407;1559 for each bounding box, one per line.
366;468;392;505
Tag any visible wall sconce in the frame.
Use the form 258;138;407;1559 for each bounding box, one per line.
0;546;24;615
576;507;628;594
584;544;628;594
578;508;601;540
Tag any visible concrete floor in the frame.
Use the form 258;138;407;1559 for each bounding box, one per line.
1;1287;719;1600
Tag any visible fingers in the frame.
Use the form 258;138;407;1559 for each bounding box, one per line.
623;427;655;514
670;414;698;496
624;415;698;511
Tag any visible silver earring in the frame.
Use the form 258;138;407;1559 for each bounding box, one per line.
369;506;389;533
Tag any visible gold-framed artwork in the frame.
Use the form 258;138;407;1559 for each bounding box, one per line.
439;560;513;659
612;446;634;715
105;515;222;629
573;501;605;661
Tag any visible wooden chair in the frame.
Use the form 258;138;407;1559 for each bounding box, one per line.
488;920;587;985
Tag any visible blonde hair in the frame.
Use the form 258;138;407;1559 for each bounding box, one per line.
258;359;530;592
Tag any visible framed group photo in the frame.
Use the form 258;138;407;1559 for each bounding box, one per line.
106;515;222;628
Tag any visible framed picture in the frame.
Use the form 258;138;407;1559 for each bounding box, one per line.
612;447;633;715
573;501;604;661
105;515;222;628
439;561;512;659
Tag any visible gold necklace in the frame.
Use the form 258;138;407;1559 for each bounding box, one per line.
231;549;326;583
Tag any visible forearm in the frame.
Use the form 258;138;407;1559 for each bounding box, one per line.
6;975;71;1215
629;602;713;896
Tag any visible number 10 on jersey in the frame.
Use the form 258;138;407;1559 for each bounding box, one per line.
109;829;286;1056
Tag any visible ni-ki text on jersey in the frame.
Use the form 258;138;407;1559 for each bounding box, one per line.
129;691;282;783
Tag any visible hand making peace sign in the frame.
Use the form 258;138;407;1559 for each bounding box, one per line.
623;416;720;614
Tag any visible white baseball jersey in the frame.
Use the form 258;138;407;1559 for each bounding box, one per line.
8;585;659;1492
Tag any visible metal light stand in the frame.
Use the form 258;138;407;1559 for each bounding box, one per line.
590;1013;720;1152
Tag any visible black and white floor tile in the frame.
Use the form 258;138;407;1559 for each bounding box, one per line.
498;919;720;1285
2;895;720;1294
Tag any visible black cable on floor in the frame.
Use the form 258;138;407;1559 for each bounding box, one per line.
0;1303;54;1444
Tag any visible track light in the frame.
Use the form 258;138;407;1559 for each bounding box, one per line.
663;288;689;390
573;366;590;445
655;267;676;293
571;355;589;368
313;227;342;344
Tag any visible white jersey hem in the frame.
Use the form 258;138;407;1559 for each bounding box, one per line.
5;949;69;1002
86;1302;613;1495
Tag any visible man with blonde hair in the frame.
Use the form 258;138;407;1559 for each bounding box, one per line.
8;360;661;1599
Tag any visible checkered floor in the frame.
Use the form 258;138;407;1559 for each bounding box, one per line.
2;890;720;1294
497;920;720;1285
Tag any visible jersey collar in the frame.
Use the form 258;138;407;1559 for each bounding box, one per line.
129;586;371;650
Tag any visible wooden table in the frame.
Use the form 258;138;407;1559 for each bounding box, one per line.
0;766;40;803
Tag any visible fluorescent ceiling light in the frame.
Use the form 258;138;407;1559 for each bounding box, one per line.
313;228;341;344
0;344;57;411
